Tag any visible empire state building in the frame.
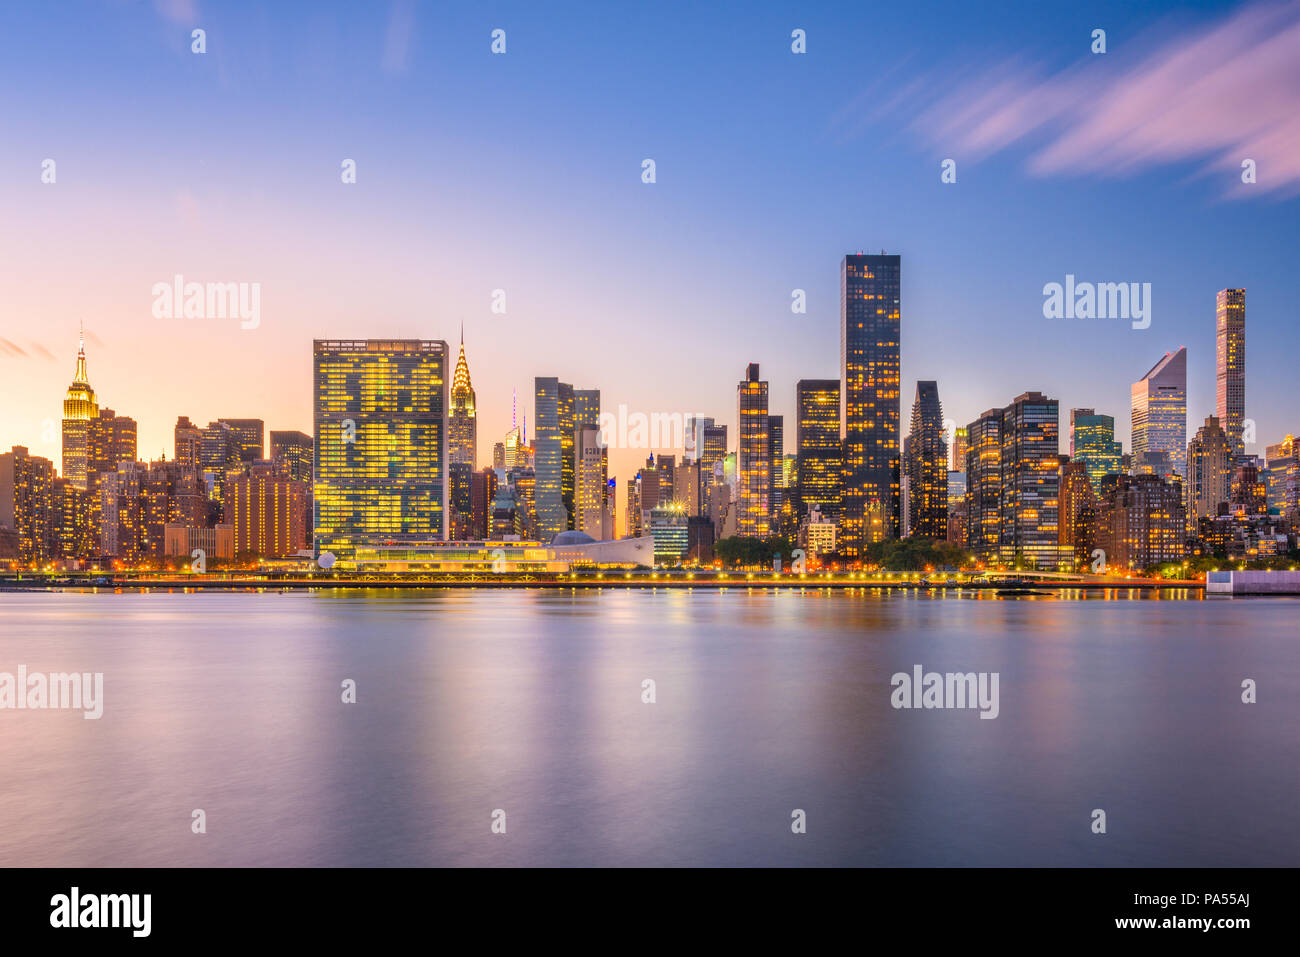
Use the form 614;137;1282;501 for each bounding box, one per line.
61;332;99;490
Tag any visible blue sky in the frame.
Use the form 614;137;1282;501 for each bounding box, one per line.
0;0;1295;486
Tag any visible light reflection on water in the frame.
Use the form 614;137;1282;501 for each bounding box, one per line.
0;589;1294;867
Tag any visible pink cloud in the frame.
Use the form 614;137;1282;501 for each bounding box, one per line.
912;2;1300;197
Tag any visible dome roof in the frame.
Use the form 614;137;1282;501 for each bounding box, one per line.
552;530;597;545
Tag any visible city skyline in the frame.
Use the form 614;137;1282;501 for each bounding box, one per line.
11;276;1287;546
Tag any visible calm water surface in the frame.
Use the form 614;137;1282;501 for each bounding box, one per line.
0;588;1295;866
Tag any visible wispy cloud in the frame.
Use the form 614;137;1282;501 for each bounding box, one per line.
381;0;416;75
153;0;198;27
905;1;1300;198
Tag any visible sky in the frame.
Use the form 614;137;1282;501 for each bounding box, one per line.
1;0;1297;533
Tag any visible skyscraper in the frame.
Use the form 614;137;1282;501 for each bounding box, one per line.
226;462;309;558
905;380;947;539
840;253;901;554
313;339;448;564
1058;459;1096;566
87;409;137;478
1215;289;1246;456
736;363;771;537
1265;435;1299;517
448;329;478;468
1131;348;1188;480
964;409;1002;563
573;389;606;538
576;426;609;539
534;377;578;539
949;426;968;474
218;419;265;464
999;392;1061;570
1095;474;1185;571
174;417;203;469
61;333;98;491
795;379;841;519
1069;409;1122;492
1187;415;1231;525
199;421;242;506
270;430;314;483
0;446;54;566
768;413;785;529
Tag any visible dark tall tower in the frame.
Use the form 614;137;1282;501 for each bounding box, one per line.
905;380;947;539
840;253;901;555
1215;288;1245;456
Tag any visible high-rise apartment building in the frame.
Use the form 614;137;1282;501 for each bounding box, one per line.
796;379;841;520
1096;474;1185;571
964;409;1002;563
226;462;309;558
1215;289;1246;456
998;392;1061;570
1187;415;1231;525
0;446;55;566
1265;435;1299;517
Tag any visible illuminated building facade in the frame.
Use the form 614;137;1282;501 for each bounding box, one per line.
999;392;1061;570
840;253;901;554
1265;435;1299;516
1069;409;1122;493
226;462;310;557
0;446;54;566
576;425;610;540
448;331;478;468
199;421;242;506
218;419;265;464
1131;348;1187;480
270;431;314;483
1096;474;1185;571
1216;288;1246;456
1058;459;1096;566
61;335;98;491
905;380;947;539
1187;415;1231;526
964;409;1002;564
796;379;840;520
313;339;448;565
174;417;203;469
535;377;578;539
768;414;787;530
736;363;771;537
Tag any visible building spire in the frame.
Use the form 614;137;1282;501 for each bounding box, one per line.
73;325;89;385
